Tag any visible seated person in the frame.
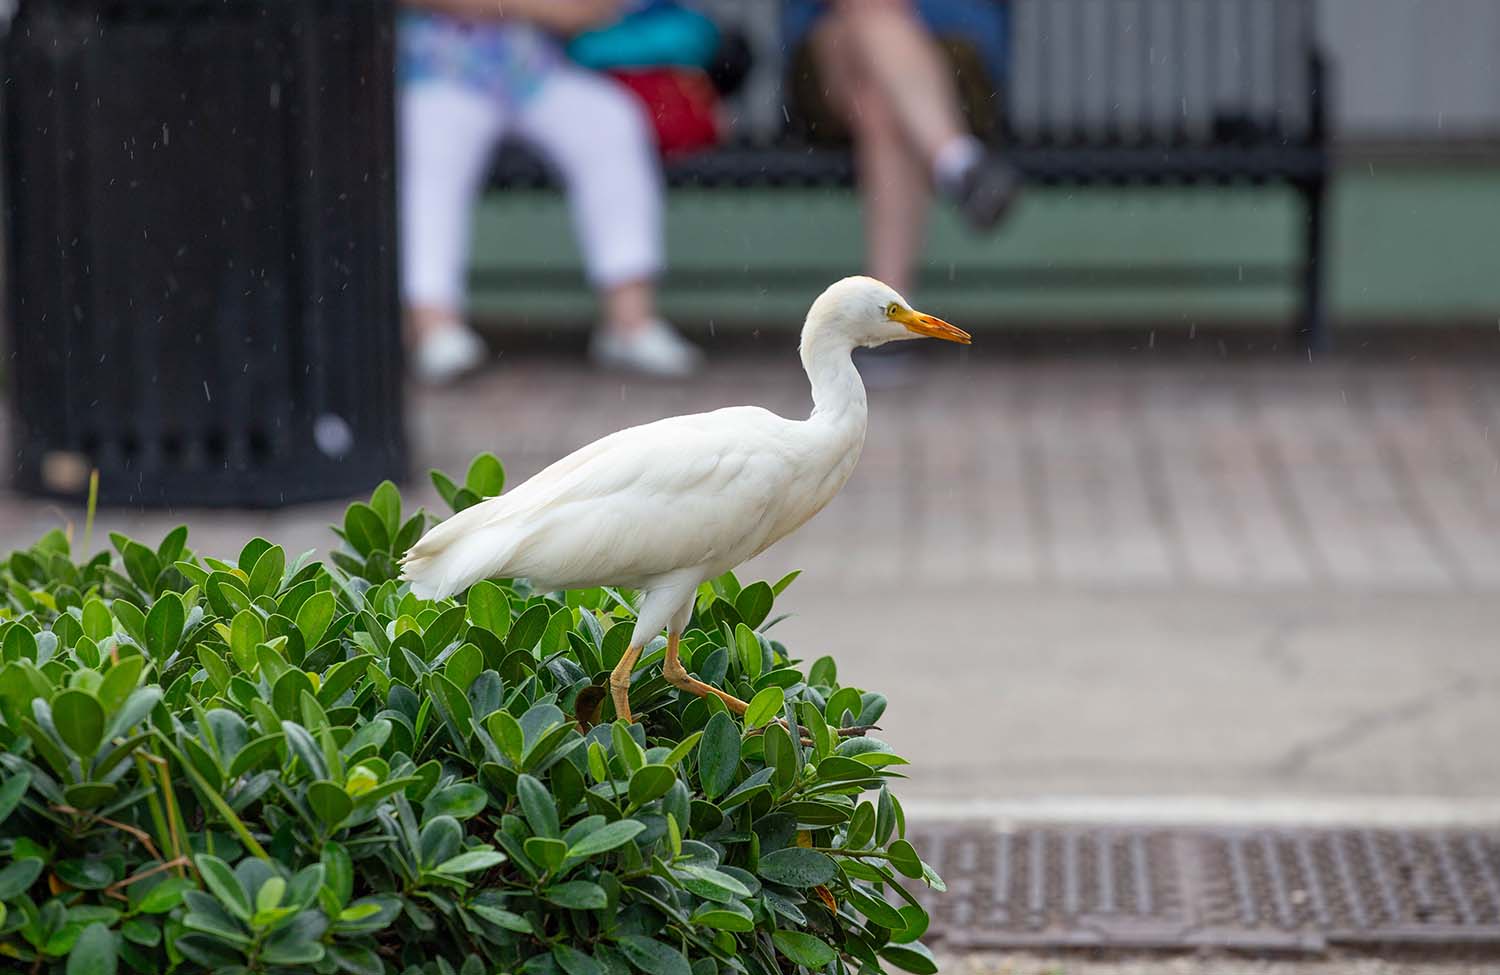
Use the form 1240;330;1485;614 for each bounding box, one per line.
784;0;1020;296
399;0;701;383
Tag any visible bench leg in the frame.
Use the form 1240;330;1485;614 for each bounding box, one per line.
1298;179;1330;353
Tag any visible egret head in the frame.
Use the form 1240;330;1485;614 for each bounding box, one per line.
805;276;971;349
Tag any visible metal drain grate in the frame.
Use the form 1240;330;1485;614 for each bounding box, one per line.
905;825;1500;952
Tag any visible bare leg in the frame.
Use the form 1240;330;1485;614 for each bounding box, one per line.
815;0;1019;237
609;642;646;723
662;631;751;713
407;303;462;343
812;14;931;294
828;0;970;168
601;277;655;337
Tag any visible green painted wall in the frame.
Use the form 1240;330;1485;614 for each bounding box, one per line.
468;162;1500;329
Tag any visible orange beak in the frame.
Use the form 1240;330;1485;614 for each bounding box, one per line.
893;307;971;345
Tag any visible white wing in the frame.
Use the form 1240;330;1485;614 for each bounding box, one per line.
401;407;805;598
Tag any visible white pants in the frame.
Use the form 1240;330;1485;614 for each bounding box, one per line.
400;68;664;310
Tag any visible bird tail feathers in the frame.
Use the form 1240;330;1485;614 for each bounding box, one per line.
399;498;524;600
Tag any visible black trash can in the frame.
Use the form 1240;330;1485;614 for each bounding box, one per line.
2;0;406;507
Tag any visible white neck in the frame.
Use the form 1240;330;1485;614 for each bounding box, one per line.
799;323;867;429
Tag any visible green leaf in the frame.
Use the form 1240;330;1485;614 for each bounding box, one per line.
0;857;42;899
567;818;644;859
673;864;751;904
465;452;506;497
553;945;603;975
472;904;533;933
517;773;560;838
846;800;876;849
55;857;114;890
756;848;836;888
321;842;354;907
697;711;739;801
370;481;403;539
660;730;702;768
430;469;461;507
135;876;193;914
81;599;113;642
525;837;569;873
0;770;31;825
307;780;353;828
616;935;691;975
808;655;836;687
689;901;755;932
436;850;506;874
121;541;161;593
248;545;286;599
627;764;675;807
257;876;286;913
772;931;835;969
734;582;774;629
229;610;263;673
771;570;801;596
143;592;185;660
887;839;924;879
451;488;483;512
847;884;907;930
64;782;119;809
424;783;487;821
487;709;524;763
879;941;939;975
343;503;389;558
52;689;106;756
66;922;117;975
743;686;783;729
467;581;511;636
156;525;189;563
194;854;251;921
237;537;273;574
818;756;872;781
295;591;336;649
545;880;607;910
733;624;762;681
611;721;645;773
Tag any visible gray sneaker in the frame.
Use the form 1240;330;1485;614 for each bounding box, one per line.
590;319;703;377
952;153;1022;231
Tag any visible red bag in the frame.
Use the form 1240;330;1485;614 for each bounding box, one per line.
607;68;720;157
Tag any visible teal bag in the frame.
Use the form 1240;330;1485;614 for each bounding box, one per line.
567;4;721;71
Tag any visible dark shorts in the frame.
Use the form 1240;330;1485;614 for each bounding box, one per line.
781;0;1009;82
781;0;1011;144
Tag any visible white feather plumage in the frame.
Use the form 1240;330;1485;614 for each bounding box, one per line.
399;277;968;718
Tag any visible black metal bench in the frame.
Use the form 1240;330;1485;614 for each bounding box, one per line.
489;0;1332;349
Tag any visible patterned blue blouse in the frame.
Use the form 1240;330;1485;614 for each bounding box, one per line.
397;9;562;108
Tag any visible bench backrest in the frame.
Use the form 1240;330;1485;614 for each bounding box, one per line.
1004;0;1323;148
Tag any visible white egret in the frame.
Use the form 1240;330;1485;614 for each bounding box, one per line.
401;276;970;722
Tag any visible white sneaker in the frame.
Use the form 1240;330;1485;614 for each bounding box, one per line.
414;324;487;385
589;319;703;377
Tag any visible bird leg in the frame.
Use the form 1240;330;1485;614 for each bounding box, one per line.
662;632;752;714
609;642;646;724
631;633;880;740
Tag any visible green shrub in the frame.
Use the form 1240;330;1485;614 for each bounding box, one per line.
0;454;943;975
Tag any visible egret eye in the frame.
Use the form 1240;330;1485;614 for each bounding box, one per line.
885;302;901;317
